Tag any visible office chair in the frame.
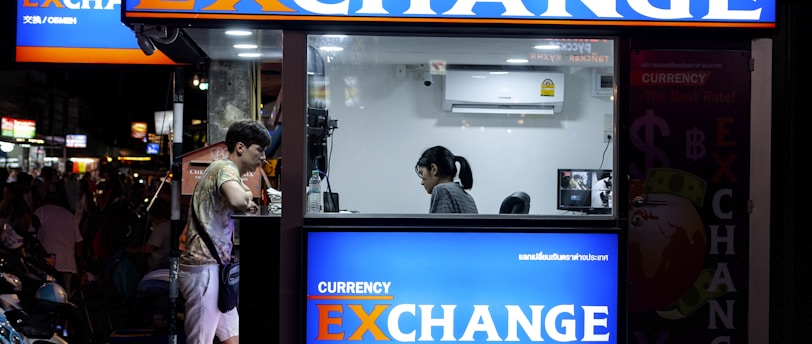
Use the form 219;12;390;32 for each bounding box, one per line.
499;192;531;214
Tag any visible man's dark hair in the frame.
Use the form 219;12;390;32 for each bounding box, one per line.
225;119;272;152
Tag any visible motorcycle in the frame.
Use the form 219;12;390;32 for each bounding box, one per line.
0;223;87;344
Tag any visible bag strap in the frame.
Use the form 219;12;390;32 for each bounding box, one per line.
192;213;224;265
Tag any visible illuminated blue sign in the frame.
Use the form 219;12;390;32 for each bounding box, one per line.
124;0;775;28
17;0;175;64
306;231;620;343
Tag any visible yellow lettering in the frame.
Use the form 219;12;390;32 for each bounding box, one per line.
41;0;65;8
254;0;296;12
202;0;294;11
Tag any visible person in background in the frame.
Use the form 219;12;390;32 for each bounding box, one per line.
31;187;83;297
126;196;171;273
74;177;97;261
93;166;127;265
33;166;59;210
0;172;34;235
415;145;478;214
569;173;588;190
16;172;35;211
83;171;97;195
63;172;79;213
0;167;9;189
179;119;270;344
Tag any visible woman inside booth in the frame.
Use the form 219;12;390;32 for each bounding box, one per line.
415;145;478;214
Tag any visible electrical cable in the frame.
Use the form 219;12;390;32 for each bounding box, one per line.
598;135;611;170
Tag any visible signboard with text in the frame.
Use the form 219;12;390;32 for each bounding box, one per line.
627;50;750;342
124;0;775;29
180;141;262;197
1;117;36;139
306;230;621;343
16;0;176;64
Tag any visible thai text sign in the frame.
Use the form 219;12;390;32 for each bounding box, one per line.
306;230;620;343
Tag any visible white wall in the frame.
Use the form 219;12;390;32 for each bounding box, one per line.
320;64;614;215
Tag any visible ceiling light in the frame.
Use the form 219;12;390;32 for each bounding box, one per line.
319;46;344;52
238;52;262;58
489;72;509;75
506;58;529;64
233;44;258;49
225;30;252;36
533;44;560;50
192;74;200;86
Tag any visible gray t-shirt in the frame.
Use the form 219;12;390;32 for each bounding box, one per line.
429;182;478;214
181;159;243;265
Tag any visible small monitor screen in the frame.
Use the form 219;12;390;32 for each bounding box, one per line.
558;169;613;214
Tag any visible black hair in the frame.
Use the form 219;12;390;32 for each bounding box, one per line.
225;119;273;152
415;145;474;190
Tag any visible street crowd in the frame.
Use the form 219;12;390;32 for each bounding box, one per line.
0;165;176;340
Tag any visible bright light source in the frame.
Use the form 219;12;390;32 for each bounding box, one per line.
533;44;560;50
319;46;344;52
238;52;262;58
233;44;258;49
154;111;174;136
0;142;14;153
225;30;252;36
506;58;529;64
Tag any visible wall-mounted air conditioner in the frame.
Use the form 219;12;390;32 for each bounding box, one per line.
443;69;565;115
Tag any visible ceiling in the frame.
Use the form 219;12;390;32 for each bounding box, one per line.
183;28;284;62
181;28;615;68
174;29;615;108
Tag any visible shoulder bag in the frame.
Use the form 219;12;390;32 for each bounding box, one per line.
195;215;240;313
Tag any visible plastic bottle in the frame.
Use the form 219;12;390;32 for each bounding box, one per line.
308;170;323;213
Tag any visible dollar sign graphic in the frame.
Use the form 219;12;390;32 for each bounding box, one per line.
630;109;671;179
686;128;706;161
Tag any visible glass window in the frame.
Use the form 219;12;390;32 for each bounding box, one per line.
306;35;615;216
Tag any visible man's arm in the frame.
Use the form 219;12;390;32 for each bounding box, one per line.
221;180;256;213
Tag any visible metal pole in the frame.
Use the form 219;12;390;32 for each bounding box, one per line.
168;67;184;344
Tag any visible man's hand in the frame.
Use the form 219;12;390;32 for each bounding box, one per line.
246;200;260;215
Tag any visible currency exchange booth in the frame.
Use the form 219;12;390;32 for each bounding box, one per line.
122;1;775;343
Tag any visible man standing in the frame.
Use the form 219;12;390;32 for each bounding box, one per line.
178;120;270;344
31;188;83;297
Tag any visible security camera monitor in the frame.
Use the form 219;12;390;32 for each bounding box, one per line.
557;169;613;214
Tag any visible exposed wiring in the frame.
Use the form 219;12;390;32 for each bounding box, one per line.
598;134;611;170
